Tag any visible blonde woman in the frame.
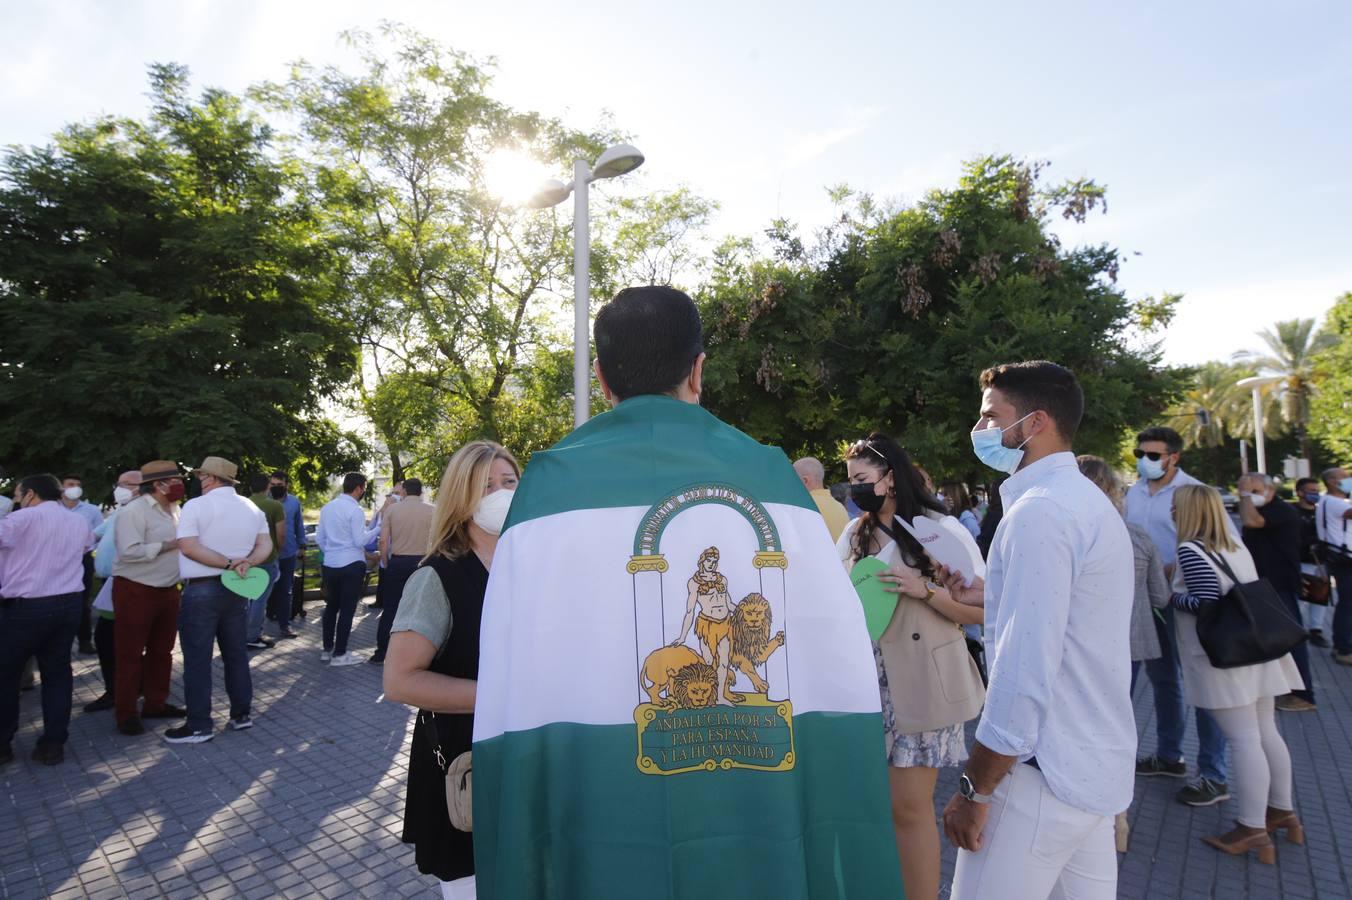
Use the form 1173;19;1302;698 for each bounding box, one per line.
383;441;520;900
1171;484;1304;864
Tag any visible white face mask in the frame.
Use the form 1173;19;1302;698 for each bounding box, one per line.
63;486;83;501
472;489;515;536
113;486;135;506
0;496;12;518
1243;492;1268;508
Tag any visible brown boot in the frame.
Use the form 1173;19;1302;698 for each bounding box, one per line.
1266;807;1305;845
1201;823;1275;864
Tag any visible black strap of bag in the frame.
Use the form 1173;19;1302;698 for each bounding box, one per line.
1190;544;1306;669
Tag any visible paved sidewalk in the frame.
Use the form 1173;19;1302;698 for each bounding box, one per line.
4;596;1351;898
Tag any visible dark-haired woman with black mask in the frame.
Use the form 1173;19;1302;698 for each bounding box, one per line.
839;433;987;900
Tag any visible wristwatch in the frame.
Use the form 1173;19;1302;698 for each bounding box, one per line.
921;581;939;603
958;773;992;804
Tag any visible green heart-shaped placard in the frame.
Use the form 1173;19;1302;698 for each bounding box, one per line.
850;556;896;641
221;568;271;600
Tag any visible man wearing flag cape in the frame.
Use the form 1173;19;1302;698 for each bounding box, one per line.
472;286;903;898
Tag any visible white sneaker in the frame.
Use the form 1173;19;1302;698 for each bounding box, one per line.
320;650;332;663
329;653;366;667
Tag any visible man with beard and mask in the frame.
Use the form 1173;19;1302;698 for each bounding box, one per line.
316;472;379;666
1125;426;1231;809
112;462;189;735
470;286;901;899
939;361;1134;900
61;474;105;655
84;469;145;714
266;471;306;637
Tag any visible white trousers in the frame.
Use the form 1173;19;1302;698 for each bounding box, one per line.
1209;696;1293;828
951;764;1116;900
440;875;476;900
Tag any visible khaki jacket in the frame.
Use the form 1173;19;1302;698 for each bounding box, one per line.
839;515;986;734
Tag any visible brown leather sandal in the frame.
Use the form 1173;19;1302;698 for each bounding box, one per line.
1266;807;1305;846
1201;824;1276;864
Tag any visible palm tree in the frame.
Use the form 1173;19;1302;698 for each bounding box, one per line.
1234;318;1337;461
1167;362;1268;448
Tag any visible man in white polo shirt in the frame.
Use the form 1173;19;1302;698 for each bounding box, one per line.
166;457;272;744
941;361;1135;900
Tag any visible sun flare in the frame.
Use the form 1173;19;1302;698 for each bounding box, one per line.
482;149;548;206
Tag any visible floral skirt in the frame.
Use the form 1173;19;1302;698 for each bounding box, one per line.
875;644;968;769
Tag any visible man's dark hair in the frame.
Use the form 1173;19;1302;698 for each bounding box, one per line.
403;478;423;496
342;472;367;494
20;474;62;502
60;474;82;484
270;471;288;483
594;286;704;401
1296;477;1319;492
249;473;270;494
1136;426;1184;455
980;361;1084;441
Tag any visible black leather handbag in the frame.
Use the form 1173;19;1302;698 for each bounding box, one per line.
1194;546;1307;669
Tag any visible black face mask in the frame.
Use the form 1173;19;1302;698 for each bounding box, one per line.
269;485;286;500
849;481;887;514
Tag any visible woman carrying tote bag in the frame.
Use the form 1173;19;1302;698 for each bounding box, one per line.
1170;485;1304;864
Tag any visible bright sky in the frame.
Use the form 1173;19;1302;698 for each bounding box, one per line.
4;0;1349;366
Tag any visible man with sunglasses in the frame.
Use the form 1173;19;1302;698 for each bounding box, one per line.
1124;426;1230;808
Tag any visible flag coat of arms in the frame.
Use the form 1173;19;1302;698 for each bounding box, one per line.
473;395;903;899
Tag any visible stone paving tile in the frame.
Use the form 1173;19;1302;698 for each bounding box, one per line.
5;595;1352;898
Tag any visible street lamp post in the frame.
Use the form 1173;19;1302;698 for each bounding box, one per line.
1236;375;1282;474
526;143;645;428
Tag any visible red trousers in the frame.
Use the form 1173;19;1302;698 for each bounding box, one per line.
112;577;180;722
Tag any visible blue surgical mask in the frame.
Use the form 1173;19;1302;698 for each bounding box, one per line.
1341;478;1352;496
1137;457;1167;481
971;413;1035;475
1303;492;1321;504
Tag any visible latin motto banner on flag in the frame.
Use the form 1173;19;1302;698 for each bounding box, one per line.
472;394;903;899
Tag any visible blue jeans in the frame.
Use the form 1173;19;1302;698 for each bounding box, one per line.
321;562;367;655
246;563;280;643
1329;559;1352;654
270;555;297;634
179;580;252;732
1142;606;1229;782
0;593;83;747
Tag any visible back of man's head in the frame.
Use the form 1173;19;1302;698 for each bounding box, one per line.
792;457;825;490
20;474;62;502
249;473;270;494
594;286;703;402
342;472;367;495
403;478;423;497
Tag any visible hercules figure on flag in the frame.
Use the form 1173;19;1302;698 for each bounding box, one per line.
671;546;738;704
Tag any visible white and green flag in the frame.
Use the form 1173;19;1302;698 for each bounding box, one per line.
473;394;902;898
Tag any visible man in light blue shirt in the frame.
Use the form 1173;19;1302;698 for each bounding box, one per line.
315;472;378;666
1124;426;1230;808
265;471;306;640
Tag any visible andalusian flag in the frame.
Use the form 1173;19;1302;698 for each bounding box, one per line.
473;395;903;899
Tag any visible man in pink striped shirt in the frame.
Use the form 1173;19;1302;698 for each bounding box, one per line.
0;474;95;767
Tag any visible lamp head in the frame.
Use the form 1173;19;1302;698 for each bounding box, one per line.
591;143;645;180
524;179;573;209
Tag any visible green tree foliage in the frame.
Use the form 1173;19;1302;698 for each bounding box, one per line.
0;64;364;497
697;156;1188;482
1309;292;1352;463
